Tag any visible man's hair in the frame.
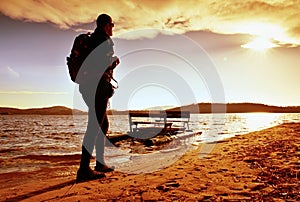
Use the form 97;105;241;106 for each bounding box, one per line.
97;14;112;28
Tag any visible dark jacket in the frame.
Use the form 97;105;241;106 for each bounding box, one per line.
81;27;115;84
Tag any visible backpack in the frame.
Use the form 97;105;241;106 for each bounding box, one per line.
66;33;92;84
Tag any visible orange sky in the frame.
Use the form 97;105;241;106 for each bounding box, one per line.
1;0;300;45
0;0;299;109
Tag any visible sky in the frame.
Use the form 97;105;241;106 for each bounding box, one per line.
0;0;299;110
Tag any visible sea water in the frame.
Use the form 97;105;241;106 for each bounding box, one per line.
0;113;299;174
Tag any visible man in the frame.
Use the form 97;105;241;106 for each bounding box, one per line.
76;14;120;182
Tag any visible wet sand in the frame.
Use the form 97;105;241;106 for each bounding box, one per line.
0;122;299;201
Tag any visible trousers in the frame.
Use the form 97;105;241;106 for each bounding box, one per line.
79;80;110;168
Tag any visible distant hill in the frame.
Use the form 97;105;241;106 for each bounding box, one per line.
1;103;299;115
168;103;300;113
0;106;87;115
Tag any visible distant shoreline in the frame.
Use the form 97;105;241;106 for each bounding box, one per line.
0;103;300;115
0;106;86;115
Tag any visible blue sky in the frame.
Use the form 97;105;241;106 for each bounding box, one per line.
0;0;299;110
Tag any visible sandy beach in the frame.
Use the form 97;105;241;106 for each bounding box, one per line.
0;122;299;201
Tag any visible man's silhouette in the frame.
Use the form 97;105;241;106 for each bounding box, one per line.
76;13;119;182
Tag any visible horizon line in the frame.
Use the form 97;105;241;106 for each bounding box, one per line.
1;102;300;111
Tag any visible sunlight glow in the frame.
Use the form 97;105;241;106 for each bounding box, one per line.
239;23;283;38
241;37;278;52
239;113;279;131
237;22;299;47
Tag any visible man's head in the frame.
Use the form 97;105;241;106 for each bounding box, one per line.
97;14;114;36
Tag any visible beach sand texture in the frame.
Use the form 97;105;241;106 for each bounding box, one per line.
0;122;299;201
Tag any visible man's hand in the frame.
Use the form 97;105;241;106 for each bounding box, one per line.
111;56;120;69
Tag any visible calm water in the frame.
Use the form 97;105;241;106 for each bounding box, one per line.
0;113;299;173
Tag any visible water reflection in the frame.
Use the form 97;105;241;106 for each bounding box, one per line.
191;113;299;143
105;113;299;170
0;113;299;174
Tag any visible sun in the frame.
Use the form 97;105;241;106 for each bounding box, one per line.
241;37;278;52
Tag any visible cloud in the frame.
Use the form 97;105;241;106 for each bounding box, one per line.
7;66;20;78
0;66;20;78
0;0;299;45
0;91;68;95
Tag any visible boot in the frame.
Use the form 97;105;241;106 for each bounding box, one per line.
79;146;91;170
76;146;105;182
76;167;105;182
94;161;115;173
